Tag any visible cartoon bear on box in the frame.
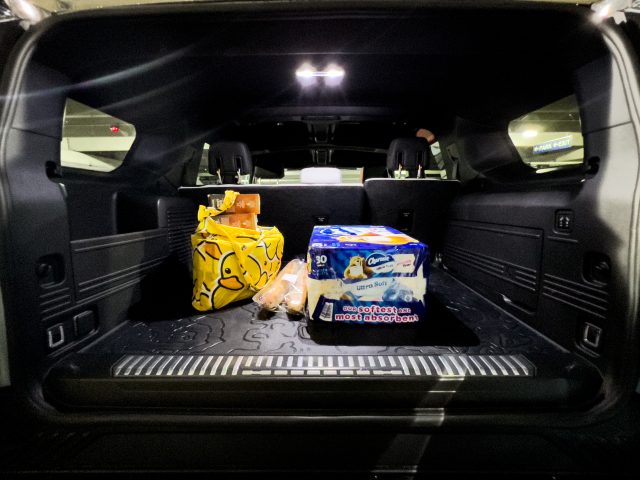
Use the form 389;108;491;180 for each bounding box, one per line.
343;256;371;280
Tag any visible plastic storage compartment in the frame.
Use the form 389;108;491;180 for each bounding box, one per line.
307;225;429;324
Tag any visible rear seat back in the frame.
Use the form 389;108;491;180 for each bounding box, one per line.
180;184;366;260
180;180;460;257
364;179;460;250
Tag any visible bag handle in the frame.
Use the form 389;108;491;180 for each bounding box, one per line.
215;222;266;291
197;206;266;291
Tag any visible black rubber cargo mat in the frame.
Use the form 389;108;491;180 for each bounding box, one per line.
45;268;603;410
90;295;478;356
86;268;547;356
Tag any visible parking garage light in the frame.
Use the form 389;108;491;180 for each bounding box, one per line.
595;3;611;18
5;0;48;26
591;1;630;24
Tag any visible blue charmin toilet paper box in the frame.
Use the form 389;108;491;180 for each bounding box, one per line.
307;226;429;324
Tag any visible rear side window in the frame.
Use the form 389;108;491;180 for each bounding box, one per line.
196;143;218;185
508;95;583;174
60;99;136;172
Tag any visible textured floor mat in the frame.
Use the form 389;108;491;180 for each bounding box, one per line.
89;268;562;359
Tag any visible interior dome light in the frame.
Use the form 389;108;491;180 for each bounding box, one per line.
295;63;345;87
522;129;538;138
323;64;345;87
324;65;345;78
295;63;318;87
295;63;316;78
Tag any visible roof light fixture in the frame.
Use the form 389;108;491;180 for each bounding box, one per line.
295;63;345;87
323;64;345;87
295;63;318;87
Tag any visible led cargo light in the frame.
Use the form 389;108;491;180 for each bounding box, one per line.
295;63;316;78
295;63;318;87
295;63;345;87
323;64;345;87
521;129;538;138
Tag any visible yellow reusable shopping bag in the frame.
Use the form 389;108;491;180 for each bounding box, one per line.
191;191;284;311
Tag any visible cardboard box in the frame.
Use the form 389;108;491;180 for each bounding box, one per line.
208;193;261;214
307;226;429;324
213;213;258;230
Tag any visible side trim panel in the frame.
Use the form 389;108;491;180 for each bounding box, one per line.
0;285;10;387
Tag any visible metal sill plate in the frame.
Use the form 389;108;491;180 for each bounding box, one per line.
113;354;534;378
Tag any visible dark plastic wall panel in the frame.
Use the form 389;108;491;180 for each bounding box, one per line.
444;56;637;367
0;63;77;381
538;122;636;360
64;181;119;240
444;183;619;358
443;221;543;323
10;63;68;139
71;229;170;302
453;118;523;176
157;197;198;268
1;56;198;376
4;133;77;325
364;179;460;251
63;185;197;242
576;56;631;135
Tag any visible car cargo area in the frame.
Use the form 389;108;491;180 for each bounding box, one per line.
1;3;637;425
43;179;603;411
40;176;604;411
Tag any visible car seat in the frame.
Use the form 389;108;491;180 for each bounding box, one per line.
208;141;253;184
386;137;433;178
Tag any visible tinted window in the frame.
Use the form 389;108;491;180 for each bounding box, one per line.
60;99;136;172
508;95;583;173
196;143;218;185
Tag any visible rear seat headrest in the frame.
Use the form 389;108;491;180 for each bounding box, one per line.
387;137;431;178
208;141;253;184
